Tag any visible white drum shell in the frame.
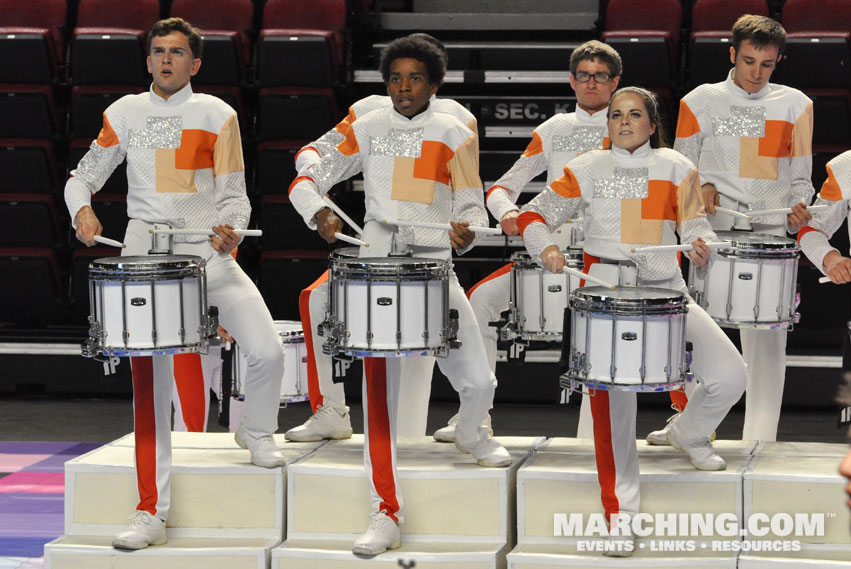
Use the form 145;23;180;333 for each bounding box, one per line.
511;251;583;337
233;320;309;404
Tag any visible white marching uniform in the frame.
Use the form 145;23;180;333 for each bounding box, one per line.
289;104;496;523
518;142;746;521
799;151;851;270
64;84;283;520
674;70;814;441
294;95;478;435
474;107;607;437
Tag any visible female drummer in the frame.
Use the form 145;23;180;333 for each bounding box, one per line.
518;87;747;554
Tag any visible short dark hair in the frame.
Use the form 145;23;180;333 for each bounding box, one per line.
607;87;668;149
379;35;445;85
406;33;448;71
732;14;786;55
148;18;203;59
570;40;622;78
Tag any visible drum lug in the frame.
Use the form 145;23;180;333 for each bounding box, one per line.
447;308;462;349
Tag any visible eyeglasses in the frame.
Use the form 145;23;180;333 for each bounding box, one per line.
573;71;613;84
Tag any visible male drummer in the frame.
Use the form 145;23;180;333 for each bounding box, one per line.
457;40;621;442
649;14;815;443
65;18;286;549
289;35;511;555
285;33;474;442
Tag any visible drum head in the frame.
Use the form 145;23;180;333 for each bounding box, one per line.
715;231;799;255
89;254;204;278
274;320;303;334
331;256;449;281
330;246;359;259
571;286;687;315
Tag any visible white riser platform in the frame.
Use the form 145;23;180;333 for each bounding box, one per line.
286;436;540;543
744;442;850;548
517;443;754;544
44;535;277;569
538;438;757;457
739;551;851;567
65;434;324;538
508;543;738;568
272;539;507;568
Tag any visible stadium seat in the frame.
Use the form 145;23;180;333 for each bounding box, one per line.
0;85;59;138
0;193;63;248
89;193;128;242
0;139;58;194
258;249;330;320
0;0;67;83
257;0;346;87
688;0;769;87
169;0;253;85
602;0;682;88
255;140;309;195
779;0;851;89
0;247;63;326
69;245;121;323
70;0;159;85
257;87;338;141
69;85;139;139
805;89;851;146
261;194;334;250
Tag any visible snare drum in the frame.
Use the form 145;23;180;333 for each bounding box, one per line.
86;255;213;356
509;249;583;341
564;287;688;391
324;255;451;357
232;320;309;404
688;231;800;329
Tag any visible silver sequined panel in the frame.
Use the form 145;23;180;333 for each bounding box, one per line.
310;129;345;158
534;188;580;229
673;135;701;166
711;105;766;138
311;150;361;193
593;167;649;199
128;116;183;149
552;126;606;154
74;141;126;191
370;128;423;158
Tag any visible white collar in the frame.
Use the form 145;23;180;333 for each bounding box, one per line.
611;140;652;160
575;105;608;123
389;103;433;126
725;68;771;99
149;82;194;106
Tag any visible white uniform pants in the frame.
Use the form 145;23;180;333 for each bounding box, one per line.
301;271;434;435
363;269;496;523
588;267;746;520
124;219;283;519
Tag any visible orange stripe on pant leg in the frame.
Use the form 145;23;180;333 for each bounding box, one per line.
590;389;620;522
300;270;330;413
467;263;511;299
364;357;400;521
173;353;206;432
131;356;159;516
670;389;688;412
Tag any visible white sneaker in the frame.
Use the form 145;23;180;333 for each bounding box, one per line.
352;510;401;556
284;405;353;442
455;436;512;467
646;410;680;446
111;510;167;550
432;412;493;443
667;424;726;471
235;427;286;467
603;526;635;557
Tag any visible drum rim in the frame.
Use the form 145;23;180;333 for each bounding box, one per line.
570;286;688;314
89;254;205;277
511;249;583;264
714;231;800;252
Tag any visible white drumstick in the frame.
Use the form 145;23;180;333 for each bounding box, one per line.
334;232;369;247
93;235;125;248
748;205;830;217
150;228;263;237
818;276;843;284
715;206;752;220
562;265;617;290
322;195;364;236
631;241;730;254
384;218;503;235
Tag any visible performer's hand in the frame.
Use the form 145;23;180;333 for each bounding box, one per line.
450;221;475;250
211;224;240;254
217;325;234;344
500;210;519;236
315;207;343;243
787;202;813;232
541;245;565;274
74;206;103;247
688;237;712;268
823;251;851;284
701;183;719;215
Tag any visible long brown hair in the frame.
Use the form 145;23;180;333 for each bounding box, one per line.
606;87;668;149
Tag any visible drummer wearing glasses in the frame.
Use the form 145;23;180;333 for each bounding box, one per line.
518;87;747;555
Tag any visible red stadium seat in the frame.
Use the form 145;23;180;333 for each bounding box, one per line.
0;247;63;326
0;84;59;138
0;193;63;248
688;0;769;87
780;0;851;89
257;0;346;87
0;0;67;83
69;245;122;323
255;140;311;195
602;0;682;87
0;139;58;194
259;249;331;320
257;87;338;141
169;0;253;85
71;0;160;85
